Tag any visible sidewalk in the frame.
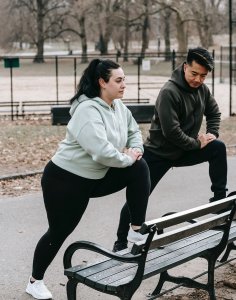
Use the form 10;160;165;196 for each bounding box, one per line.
1;157;236;300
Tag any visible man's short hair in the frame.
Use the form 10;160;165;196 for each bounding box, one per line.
186;47;214;71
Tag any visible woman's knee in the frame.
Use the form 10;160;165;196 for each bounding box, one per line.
133;158;150;175
130;159;151;187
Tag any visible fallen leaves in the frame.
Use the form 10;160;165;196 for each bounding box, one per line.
0;174;42;197
1;117;236;198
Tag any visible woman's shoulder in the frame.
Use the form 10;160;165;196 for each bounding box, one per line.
113;99;127;108
77;97;101;109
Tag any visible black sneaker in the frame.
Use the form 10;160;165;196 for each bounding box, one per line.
112;241;128;252
210;192;236;214
209;193;226;203
227;191;236;198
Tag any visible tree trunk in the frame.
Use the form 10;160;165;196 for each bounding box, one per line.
79;15;88;63
193;0;214;48
97;34;107;55
175;13;188;66
102;14;113;55
34;0;44;63
163;10;171;61
140;0;150;59
123;0;130;62
197;15;214;48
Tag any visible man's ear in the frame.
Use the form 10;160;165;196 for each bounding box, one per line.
183;63;187;72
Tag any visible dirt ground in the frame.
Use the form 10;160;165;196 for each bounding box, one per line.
0;116;236;198
0;115;235;198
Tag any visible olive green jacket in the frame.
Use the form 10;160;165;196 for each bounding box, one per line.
144;64;221;160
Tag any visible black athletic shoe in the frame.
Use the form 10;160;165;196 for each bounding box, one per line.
209;193;226;203
112;241;128;252
227;191;236;198
210;191;236;214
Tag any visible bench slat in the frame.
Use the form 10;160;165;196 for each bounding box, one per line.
69;258;124;283
140;197;235;234
133;213;228;254
85;262;137;290
143;233;223;279
114;232;224;286
145;229;221;259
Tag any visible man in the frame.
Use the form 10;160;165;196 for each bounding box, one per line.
113;47;228;252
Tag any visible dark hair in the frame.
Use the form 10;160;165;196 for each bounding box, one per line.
70;59;121;103
186;47;214;72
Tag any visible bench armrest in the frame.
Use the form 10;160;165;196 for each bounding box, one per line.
63;240;142;269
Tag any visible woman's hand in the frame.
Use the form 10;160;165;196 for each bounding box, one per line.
123;148;143;161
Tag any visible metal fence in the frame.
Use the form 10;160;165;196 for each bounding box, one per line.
0;50;225;120
219;46;236;84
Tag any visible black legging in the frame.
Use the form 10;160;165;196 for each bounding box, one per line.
116;139;228;243
32;159;150;280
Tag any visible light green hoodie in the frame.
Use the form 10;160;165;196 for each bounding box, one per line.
52;95;143;179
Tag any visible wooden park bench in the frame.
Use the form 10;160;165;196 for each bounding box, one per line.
21;100;69;117
63;195;236;300
51;103;155;125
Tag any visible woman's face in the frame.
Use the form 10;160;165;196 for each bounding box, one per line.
99;67;126;104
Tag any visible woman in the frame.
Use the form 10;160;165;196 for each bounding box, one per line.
26;59;150;299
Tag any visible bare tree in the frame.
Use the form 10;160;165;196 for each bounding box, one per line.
114;0;163;61
0;2;17;49
1;0;230;61
123;0;131;61
62;0;94;63
9;0;70;63
1;1;30;50
92;0;122;55
139;0;151;58
161;7;172;60
191;0;225;48
113;0;133;62
154;1;195;64
112;0;151;61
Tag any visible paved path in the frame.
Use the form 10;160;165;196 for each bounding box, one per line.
1;157;236;300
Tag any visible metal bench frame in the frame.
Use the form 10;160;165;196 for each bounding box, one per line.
64;196;236;300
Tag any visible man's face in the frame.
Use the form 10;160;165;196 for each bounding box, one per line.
184;60;209;88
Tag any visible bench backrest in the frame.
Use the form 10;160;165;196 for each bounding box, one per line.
131;196;236;255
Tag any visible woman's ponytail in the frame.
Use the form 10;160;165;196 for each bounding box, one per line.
70;59;120;104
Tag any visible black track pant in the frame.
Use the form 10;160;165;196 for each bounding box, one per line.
116;139;228;243
32;159;150;280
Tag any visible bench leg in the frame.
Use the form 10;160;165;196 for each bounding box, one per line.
207;259;217;300
220;242;236;262
151;271;168;295
152;271;208;295
151;265;217;300
66;278;78;300
120;296;132;300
